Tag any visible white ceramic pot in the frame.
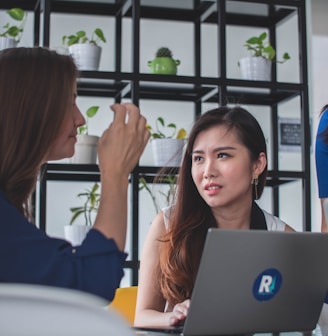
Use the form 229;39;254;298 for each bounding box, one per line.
64;225;91;246
69;44;101;71
70;135;99;164
239;56;271;81
151;138;185;167
0;37;18;50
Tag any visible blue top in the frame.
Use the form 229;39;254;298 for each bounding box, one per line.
315;109;328;198
0;191;127;301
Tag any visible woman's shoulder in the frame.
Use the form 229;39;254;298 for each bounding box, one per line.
317;109;328;133
262;209;287;231
162;205;175;230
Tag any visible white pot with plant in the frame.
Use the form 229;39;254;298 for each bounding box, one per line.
64;183;100;246
147;117;187;167
70;106;99;164
238;32;290;81
0;8;26;50
62;28;106;71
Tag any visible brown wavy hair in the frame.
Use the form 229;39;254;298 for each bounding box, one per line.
0;47;78;219
159;106;268;307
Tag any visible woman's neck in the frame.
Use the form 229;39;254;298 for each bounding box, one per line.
211;199;253;230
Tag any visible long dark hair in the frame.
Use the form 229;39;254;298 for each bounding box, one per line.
0;47;78;219
159;106;268;307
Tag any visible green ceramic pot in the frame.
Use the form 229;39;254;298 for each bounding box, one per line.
148;57;180;75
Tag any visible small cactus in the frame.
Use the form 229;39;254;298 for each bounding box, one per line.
156;47;173;58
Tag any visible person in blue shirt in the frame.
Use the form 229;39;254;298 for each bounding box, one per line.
315;104;328;232
315;104;328;335
0;47;150;301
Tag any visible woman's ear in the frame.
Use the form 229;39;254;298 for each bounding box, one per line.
253;152;267;176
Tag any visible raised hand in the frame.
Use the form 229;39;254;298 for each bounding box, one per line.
98;103;150;178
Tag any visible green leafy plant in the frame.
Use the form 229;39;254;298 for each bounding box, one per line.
0;8;27;42
78;106;99;135
62;28;106;47
139;175;177;213
70;183;100;226
244;32;290;63
147;117;187;140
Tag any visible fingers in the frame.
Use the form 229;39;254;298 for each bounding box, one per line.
110;103;127;124
110;102;141;125
174;300;189;316
110;102;150;146
169;299;190;325
98;102;149;176
169;315;181;326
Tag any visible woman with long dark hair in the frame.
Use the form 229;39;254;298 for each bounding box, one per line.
134;106;293;327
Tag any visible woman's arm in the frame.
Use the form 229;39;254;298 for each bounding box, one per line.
93;103;149;250
134;211;175;327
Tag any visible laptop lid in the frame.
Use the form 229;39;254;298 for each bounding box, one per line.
183;229;328;336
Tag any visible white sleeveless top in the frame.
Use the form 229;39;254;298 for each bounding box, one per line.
162;206;286;231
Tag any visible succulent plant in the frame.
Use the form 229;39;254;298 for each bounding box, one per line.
156;47;173;58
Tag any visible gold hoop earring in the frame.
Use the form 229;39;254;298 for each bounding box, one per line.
251;177;259;200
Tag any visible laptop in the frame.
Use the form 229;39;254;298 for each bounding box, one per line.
134;229;328;336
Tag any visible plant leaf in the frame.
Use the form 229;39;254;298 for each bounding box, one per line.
258;32;267;42
246;37;260;45
69;208;85;225
282;52;291;61
76;31;86;39
157;117;165;127
86;106;99;118
263;45;275;60
177;128;187;139
94;28;106;43
78;125;87;135
7;8;25;21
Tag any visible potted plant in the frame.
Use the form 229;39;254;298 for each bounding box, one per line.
139;174;177;214
147;117;187;167
147;47;180;75
239;32;290;81
62;28;106;71
64;183;100;246
70;105;100;164
0;8;26;50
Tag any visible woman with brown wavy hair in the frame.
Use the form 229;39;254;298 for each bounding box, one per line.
134;106;293;327
0;47;149;300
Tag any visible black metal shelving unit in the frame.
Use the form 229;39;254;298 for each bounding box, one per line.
2;0;310;286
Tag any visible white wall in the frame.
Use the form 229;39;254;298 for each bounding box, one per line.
1;1;321;285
